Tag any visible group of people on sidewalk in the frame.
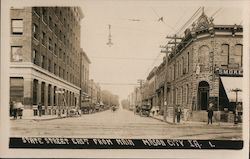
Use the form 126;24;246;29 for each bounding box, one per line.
174;103;214;124
10;101;24;119
10;101;43;119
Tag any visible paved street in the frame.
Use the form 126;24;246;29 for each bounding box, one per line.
10;108;242;140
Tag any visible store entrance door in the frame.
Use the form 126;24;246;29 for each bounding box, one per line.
198;81;209;110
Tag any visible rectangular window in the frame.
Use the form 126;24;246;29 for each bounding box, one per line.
11;46;23;62
59;66;61;77
54;43;57;55
49;16;52;29
53;86;57;106
41;32;46;45
41;55;45;68
59;48;62;58
221;44;229;66
48;59;51;72
49;38;53;51
33;23;38;39
11;19;23;35
42;8;47;23
41;82;45;105
232;44;243;67
32;49;39;65
48;84;51;106
54;63;57;75
33;79;38;105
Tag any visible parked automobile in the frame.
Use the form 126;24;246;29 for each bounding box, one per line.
68;109;81;117
140;104;152;117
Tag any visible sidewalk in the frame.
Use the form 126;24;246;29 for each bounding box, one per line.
10;115;67;121
150;114;242;128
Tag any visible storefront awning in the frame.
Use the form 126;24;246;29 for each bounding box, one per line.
220;77;243;102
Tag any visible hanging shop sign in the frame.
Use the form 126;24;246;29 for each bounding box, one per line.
215;68;243;77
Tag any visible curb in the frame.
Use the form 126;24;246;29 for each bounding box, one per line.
150;115;176;125
33;116;67;121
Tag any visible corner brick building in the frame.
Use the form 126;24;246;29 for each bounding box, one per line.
164;11;243;122
10;7;89;116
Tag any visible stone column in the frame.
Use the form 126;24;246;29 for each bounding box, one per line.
23;77;33;116
51;85;54;114
44;83;48;115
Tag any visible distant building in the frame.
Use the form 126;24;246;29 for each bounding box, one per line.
79;49;91;107
155;58;167;114
10;7;84;116
88;79;101;106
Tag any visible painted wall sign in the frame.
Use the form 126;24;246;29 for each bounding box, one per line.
215;68;243;77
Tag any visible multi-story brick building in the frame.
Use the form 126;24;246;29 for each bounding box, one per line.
79;49;91;106
143;67;157;106
155;58;167;114
10;7;87;116
164;11;243;122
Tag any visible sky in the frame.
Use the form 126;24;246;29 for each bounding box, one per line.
79;0;243;101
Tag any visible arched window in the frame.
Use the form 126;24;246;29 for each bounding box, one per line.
198;45;210;71
221;44;229;66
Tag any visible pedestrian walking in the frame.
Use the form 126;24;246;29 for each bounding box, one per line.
207;103;214;124
10;101;14;117
12;101;18;119
175;105;182;123
38;102;43;117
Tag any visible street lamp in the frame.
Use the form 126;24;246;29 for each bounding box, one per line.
231;88;242;124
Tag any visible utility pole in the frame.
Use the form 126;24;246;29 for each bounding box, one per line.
107;24;113;47
160;34;185;122
137;79;144;106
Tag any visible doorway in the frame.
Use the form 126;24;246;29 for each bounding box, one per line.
198;81;209;110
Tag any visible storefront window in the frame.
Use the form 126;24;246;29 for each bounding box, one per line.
10;77;24;102
41;82;45;105
48;84;51;106
54;86;57;106
32;79;38;105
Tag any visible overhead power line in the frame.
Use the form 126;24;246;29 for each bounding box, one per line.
99;82;139;86
89;56;162;61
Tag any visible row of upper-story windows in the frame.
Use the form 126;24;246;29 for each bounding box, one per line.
221;44;243;67
168;52;190;81
10;46;80;86
167;43;243;81
11;44;79;73
33;7;79;41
